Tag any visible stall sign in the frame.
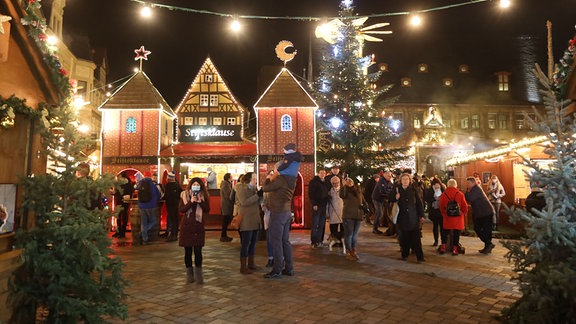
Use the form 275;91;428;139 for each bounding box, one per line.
102;156;158;165
179;125;242;142
259;154;315;163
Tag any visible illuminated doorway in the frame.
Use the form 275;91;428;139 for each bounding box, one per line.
291;172;305;228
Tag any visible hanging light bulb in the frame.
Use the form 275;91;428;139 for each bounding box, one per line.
141;5;152;18
230;17;241;32
499;0;511;9
410;14;422;27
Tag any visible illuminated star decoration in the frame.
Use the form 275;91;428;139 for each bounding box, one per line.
0;14;12;34
134;45;151;71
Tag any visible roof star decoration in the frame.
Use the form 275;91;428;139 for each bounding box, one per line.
0;14;12;34
134;45;151;71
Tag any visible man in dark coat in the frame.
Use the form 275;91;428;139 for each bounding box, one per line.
372;171;394;235
362;173;380;225
308;169;329;248
164;171;182;242
114;171;134;238
465;176;496;254
219;173;234;242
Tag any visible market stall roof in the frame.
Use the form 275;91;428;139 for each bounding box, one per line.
254;68;318;109
160;140;256;157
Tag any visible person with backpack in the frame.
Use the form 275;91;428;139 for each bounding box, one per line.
136;171;162;245
439;179;468;255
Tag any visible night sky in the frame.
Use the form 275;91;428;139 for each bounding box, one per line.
62;0;574;108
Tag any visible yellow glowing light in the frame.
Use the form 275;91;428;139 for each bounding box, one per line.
410;14;422;27
499;0;511;9
230;19;241;32
141;6;152;18
47;35;58;45
78;124;90;133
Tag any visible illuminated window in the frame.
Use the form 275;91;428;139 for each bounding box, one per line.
126;117;137;133
460;115;469;129
498;114;508;129
488;113;496;129
281;114;292;131
458;64;469;73
198;117;207;125
184;117;193;125
200;94;209;106
210;94;218;107
213;117;222;125
496;72;510;92
417;64;428;73
471;114;480;129
401;78;412;87
227;117;236;125
204;74;213;83
413;112;423;129
393;112;404;130
443;113;452;128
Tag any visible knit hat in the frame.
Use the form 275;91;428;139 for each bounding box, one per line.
284;143;296;153
167;171;176;180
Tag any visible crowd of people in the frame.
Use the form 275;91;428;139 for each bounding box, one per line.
106;141;548;285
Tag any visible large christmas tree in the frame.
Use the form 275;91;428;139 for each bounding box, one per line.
8;1;127;322
501;35;576;323
313;0;406;179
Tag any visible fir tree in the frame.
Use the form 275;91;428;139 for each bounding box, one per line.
501;36;576;323
7;1;127;321
313;0;406;179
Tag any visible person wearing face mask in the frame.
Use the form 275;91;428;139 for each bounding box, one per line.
486;175;506;231
234;172;262;274
179;178;210;284
389;173;425;263
424;177;446;247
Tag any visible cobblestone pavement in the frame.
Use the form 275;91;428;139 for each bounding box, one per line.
107;222;520;323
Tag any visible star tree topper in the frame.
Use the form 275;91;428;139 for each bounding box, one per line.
134;45;151;70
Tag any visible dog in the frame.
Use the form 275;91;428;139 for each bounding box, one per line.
328;233;346;255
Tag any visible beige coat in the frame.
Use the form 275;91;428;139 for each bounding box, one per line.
235;183;262;231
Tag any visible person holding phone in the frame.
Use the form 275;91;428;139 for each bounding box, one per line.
179;178;210;284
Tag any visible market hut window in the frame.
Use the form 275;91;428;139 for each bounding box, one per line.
184;117;193;125
204;74;213;83
198;117;207;125
227;117;237;125
126;117;137;133
213;117;222;125
281;114;292;131
200;94;209;107
209;94;218;107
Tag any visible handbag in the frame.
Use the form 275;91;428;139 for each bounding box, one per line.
230;213;244;229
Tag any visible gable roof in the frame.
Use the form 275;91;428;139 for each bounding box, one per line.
254;68;318;109
98;70;175;117
174;56;246;115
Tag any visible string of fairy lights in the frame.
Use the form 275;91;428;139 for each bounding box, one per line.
131;0;512;31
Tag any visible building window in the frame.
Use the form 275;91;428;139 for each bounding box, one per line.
458;64;469;73
379;63;388;72
497;72;510;92
184;117;193;125
471;114;480;129
400;78;412;87
392;112;403;131
442;78;453;87
443;113;451;128
498;114;508;129
200;94;209;106
460;115;469;129
198;117;207;125
514;113;524;130
227;117;236;125
417;64;428;73
488;113;496;130
209;94;218;107
281;114;292;131
213;117;222;125
126;117;137;133
204;74;213;83
164;119;168;135
413;112;423;129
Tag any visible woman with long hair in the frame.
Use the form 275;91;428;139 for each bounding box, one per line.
341;178;363;260
235;172;262;274
390;173;425;263
486;175;505;230
179;177;210;284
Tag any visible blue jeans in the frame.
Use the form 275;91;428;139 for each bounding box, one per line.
269;210;293;274
343;219;361;251
239;230;259;258
310;206;326;244
140;207;157;242
266;230;273;259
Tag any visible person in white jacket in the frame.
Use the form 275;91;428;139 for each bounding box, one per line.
486;175;506;231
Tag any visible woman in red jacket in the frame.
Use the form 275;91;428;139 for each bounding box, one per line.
439;179;468;255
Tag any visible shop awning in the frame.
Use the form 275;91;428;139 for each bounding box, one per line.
160;140;257;157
